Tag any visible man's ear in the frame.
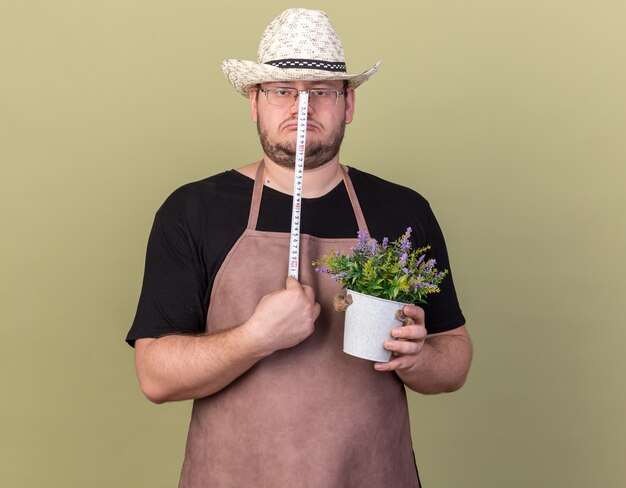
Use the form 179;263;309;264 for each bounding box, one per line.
344;87;355;124
250;87;259;123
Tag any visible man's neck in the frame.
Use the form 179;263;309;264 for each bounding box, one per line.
238;156;345;198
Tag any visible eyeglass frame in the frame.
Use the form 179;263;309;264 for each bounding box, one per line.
254;81;350;107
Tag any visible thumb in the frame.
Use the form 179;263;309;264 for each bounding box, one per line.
285;275;301;289
403;305;425;325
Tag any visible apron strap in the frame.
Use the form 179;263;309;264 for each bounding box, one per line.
339;165;369;235
247;161;265;230
247;161;370;235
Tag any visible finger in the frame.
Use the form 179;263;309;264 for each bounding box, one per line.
391;325;427;341
374;357;406;372
374;361;392;371
313;302;321;320
301;283;317;302
384;339;420;356
402;305;425;325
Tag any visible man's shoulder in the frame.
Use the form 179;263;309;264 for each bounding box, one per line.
167;170;251;201
347;166;430;207
157;170;253;216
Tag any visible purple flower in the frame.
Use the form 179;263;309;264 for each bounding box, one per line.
352;229;379;257
413;281;437;292
400;229;412;252
357;230;369;246
435;270;447;281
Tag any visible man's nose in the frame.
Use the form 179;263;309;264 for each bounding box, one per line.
288;92;312;115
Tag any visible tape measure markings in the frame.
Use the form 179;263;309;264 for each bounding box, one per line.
288;91;309;280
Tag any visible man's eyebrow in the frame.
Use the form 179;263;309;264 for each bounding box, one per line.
265;82;342;88
309;82;342;87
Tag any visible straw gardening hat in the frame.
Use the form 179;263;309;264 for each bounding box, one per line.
222;8;382;97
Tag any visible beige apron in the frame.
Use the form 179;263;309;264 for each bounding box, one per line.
179;162;419;487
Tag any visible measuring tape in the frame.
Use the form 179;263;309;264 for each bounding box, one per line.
288;91;309;280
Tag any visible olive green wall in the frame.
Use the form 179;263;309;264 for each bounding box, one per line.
2;1;625;486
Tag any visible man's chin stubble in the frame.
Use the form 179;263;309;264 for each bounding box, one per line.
257;122;345;169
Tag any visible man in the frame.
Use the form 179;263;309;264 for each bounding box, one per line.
127;8;472;488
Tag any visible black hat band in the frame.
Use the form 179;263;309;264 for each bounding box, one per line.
265;59;347;72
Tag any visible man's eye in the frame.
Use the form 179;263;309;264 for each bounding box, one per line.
312;90;331;97
274;89;293;97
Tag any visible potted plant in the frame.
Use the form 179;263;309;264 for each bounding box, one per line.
313;228;448;362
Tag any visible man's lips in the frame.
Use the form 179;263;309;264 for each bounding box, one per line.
280;120;321;131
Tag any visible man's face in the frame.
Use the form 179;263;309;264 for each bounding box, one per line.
249;80;355;169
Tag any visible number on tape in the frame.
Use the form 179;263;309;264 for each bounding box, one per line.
288;92;309;280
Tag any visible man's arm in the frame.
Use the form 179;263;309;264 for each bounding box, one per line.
374;305;472;394
134;277;320;403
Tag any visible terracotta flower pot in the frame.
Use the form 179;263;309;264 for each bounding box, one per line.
343;289;408;362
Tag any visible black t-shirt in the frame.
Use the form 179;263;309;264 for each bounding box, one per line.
126;167;465;346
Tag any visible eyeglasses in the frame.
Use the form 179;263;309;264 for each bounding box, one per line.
259;87;345;108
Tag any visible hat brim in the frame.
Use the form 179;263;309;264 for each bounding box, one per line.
221;59;382;97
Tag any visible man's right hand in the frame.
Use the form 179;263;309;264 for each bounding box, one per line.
245;276;320;356
134;277;320;403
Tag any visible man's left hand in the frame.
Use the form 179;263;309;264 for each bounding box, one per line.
374;305;427;372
